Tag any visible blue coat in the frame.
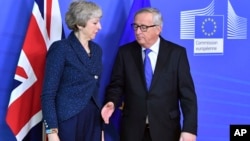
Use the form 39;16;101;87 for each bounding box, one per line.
41;32;102;129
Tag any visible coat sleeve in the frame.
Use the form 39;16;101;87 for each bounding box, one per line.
41;41;66;129
178;48;198;135
105;49;125;107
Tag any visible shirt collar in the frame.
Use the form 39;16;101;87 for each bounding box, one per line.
141;37;160;54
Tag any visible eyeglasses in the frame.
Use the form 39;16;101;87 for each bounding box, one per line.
131;23;157;32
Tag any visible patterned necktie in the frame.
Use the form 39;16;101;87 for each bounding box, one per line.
144;49;153;90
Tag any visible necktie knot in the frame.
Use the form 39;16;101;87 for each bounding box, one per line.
144;49;151;55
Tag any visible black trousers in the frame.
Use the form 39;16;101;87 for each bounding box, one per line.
142;124;152;141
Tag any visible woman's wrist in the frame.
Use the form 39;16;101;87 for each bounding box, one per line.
46;128;58;134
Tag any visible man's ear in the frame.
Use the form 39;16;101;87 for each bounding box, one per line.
155;25;162;35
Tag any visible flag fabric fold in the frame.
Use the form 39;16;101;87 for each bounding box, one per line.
5;0;63;140
118;0;151;46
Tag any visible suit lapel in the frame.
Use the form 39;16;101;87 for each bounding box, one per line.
150;38;171;89
131;42;147;88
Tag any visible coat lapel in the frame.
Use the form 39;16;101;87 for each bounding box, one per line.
132;42;144;74
67;32;101;75
150;37;171;90
131;42;150;90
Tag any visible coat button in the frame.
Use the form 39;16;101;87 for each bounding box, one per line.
94;75;98;79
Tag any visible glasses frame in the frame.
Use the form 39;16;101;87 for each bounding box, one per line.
131;23;157;32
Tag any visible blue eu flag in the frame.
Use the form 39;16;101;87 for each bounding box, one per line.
118;0;151;46
195;15;224;38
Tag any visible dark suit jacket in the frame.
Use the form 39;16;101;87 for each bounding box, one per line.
41;32;102;130
105;37;197;141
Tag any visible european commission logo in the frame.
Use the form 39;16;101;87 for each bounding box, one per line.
180;0;248;55
195;16;224;38
194;16;224;54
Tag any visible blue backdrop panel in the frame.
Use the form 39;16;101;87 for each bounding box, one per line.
0;0;249;141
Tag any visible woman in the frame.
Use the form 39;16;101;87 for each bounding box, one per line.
41;1;103;141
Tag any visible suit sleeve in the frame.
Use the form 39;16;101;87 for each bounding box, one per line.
178;48;198;135
105;49;124;107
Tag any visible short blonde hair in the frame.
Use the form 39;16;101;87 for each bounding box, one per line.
65;1;102;31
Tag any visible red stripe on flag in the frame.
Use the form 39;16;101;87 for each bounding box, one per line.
46;0;52;37
16;66;28;79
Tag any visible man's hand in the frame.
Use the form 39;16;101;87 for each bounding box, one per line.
179;132;196;141
101;102;115;124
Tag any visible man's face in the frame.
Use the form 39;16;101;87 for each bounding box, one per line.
133;12;161;48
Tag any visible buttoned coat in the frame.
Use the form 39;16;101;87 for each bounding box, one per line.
41;32;102;129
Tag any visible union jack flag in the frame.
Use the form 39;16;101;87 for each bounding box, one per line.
5;0;63;140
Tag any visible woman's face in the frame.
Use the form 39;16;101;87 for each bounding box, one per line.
81;17;102;40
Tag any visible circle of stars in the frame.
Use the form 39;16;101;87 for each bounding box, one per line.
201;17;217;37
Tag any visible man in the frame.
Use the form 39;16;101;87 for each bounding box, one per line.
101;7;197;141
